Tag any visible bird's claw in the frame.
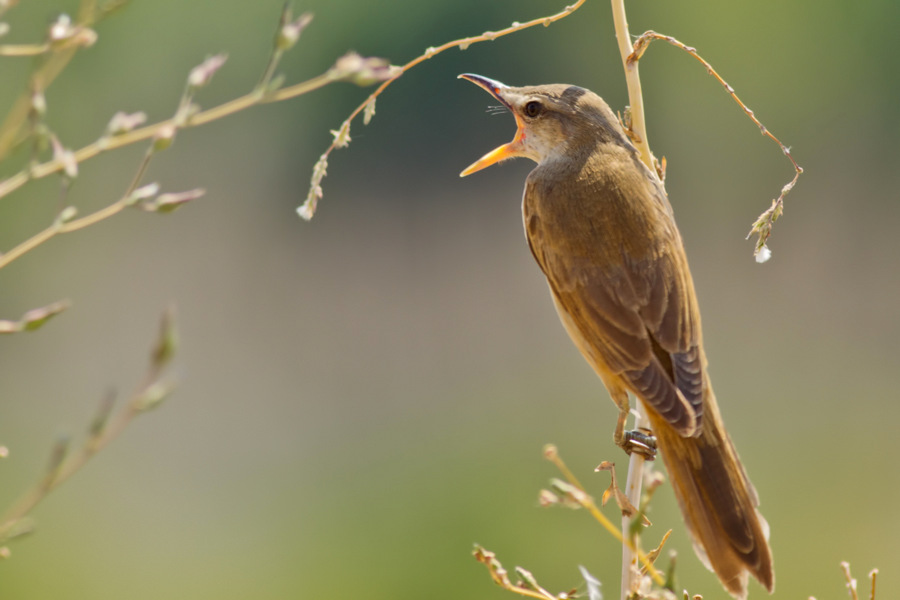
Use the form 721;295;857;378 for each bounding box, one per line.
622;428;657;460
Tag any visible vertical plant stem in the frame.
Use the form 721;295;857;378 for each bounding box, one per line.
620;402;648;600
609;2;655;598
610;0;654;174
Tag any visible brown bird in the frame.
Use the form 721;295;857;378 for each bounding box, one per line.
459;74;773;599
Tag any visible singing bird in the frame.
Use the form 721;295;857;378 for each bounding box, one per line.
458;74;773;599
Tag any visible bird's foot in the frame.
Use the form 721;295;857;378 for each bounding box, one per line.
621;428;657;460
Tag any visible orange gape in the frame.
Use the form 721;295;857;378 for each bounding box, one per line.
460;74;773;600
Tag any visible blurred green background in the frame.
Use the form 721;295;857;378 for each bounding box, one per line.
2;1;898;598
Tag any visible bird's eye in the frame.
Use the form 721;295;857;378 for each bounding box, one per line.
523;101;543;118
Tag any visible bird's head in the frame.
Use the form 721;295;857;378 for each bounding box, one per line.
459;73;625;177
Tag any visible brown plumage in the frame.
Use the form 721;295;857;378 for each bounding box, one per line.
459;74;773;599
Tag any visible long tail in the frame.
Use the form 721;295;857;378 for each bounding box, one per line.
643;385;774;599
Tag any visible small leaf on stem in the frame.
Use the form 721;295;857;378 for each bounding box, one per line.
543;444;559;460
47;13;96;48
126;182;161;206
21;300;70;331
50;136;77;179
145;188;205;213
56;206;77;224
30;89;46;117
537;489;560;507
330;121;351;148
188;54;228;89
152;124;177;152
151;306;179;368
363;99;376;125
45;434;71;479
133;380;175;412
48;14;74;42
329;52;400;86
106;111;147;136
276;11;313;51
0;300;71;334
88;390;116;441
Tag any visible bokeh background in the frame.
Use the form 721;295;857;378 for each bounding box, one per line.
2;1;898;598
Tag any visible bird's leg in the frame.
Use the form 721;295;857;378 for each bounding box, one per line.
611;392;657;460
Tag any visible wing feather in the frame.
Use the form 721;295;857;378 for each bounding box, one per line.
523;152;706;434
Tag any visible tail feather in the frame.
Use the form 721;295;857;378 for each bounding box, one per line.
643;386;774;599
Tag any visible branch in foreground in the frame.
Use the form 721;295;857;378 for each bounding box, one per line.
475;446;690;600
473;545;581;600
0;10;392;200
628;31;803;262
0;306;179;553
0;6;395;271
0;1;117;159
296;0;588;220
542;445;665;587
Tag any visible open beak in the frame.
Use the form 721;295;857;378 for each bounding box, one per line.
458;74;527;177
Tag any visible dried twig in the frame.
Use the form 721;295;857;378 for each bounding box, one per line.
608;5;655;596
0;307;179;551
543;445;665;587
474;546;569;600
627;30;803;262
0;51;224;269
297;0;588;220
0;3;110;159
0;6;395;270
